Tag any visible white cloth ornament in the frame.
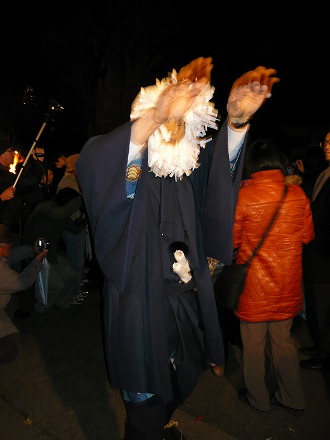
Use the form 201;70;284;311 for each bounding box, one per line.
172;250;192;283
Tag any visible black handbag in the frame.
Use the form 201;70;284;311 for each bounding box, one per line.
215;186;287;310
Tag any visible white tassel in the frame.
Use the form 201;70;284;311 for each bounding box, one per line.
173;250;192;283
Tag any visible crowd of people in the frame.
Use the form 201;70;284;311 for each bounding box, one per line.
1;55;330;440
0;141;94;361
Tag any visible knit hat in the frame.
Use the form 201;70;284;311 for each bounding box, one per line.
65;154;80;172
0;224;21;244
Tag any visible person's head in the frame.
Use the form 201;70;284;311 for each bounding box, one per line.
65;154;80;174
321;130;330;162
0;130;15;168
41;168;54;185
0;224;20;258
54;154;67;169
244;138;288;179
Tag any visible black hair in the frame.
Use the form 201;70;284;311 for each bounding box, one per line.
244;138;288;179
322;128;330;139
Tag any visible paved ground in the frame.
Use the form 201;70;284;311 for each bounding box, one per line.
1;284;330;440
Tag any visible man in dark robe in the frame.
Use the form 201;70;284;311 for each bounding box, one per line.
76;58;279;440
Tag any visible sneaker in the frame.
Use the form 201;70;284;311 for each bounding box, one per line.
163;420;186;440
270;395;304;417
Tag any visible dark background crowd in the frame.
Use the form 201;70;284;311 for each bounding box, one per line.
0;3;329;161
1;4;330;439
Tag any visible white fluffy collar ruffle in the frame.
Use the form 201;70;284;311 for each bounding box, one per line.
130;70;218;181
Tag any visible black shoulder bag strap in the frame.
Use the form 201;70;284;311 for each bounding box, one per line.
245;185;288;265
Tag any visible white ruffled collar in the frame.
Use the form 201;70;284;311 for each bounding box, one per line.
130;70;218;181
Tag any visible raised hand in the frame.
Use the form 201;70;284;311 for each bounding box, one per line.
176;56;213;84
227;66;280;123
131;58;215;147
152;80;209;125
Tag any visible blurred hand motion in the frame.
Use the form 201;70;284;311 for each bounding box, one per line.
177;56;214;84
153;57;214;125
227;66;280;121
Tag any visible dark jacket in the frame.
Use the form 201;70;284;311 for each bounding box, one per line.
303;175;330;282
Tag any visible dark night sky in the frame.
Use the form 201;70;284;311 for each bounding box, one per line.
1;3;329;157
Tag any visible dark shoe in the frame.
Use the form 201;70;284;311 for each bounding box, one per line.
270;396;304;417
163;420;186;440
298;346;318;357
210;364;224;377
238;388;266;412
300;357;324;370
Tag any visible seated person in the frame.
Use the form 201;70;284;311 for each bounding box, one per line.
22;187;84;312
0;224;47;363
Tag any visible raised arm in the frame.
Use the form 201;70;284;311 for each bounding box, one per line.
226;66;280;131
131;57;215;147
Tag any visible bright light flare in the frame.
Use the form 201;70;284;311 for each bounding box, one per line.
9;151;19;174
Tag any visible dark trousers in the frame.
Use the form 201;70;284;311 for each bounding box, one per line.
304;280;330;360
123;393;181;440
123;364;181;440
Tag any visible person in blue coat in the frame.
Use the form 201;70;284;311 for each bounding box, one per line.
76;58;279;440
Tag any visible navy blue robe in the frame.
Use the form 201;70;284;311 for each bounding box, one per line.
76;119;245;402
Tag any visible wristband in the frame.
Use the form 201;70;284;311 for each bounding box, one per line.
228;117;251;129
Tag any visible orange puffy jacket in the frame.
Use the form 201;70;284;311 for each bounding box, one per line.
234;170;314;322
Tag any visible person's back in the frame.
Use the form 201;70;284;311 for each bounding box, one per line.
234;170;314;320
233;138;314;415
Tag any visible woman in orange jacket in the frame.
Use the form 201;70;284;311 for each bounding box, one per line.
234;139;314;416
